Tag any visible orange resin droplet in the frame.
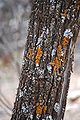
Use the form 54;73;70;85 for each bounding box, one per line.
62;9;67;17
44;105;47;112
62;37;69;46
28;48;35;60
28;49;32;59
54;57;61;72
36;102;42;115
35;48;43;64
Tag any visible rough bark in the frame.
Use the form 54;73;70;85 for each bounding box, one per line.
11;0;79;120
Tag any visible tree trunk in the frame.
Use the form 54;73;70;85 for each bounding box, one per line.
11;0;79;120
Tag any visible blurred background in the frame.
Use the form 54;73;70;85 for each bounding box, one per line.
0;0;80;120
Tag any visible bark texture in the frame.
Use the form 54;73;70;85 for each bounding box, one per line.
11;0;80;120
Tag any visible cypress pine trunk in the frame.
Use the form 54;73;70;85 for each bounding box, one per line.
11;0;80;120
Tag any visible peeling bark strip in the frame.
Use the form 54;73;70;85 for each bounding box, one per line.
11;0;79;120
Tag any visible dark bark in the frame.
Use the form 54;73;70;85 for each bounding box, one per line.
11;0;79;120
